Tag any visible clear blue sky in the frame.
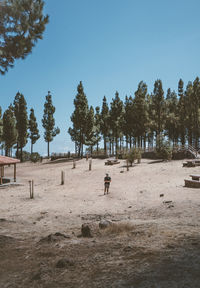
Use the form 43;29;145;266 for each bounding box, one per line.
1;0;200;155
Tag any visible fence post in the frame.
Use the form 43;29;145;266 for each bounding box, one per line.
89;159;92;171
73;159;76;169
61;171;65;185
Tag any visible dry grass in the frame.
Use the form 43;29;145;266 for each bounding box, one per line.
102;222;134;235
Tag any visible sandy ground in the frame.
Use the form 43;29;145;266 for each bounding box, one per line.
0;158;200;287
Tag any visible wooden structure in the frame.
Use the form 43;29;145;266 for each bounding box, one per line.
0;156;20;185
184;174;200;188
183;159;200;167
105;159;120;166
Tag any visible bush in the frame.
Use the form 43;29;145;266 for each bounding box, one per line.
16;150;31;161
30;152;41;163
156;135;172;161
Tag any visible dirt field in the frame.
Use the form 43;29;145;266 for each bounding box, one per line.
0;158;200;288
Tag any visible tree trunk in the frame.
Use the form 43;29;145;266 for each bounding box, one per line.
31;141;33;154
47;141;50;158
20;147;23;162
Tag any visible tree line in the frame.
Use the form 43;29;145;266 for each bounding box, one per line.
0;91;59;161
69;78;200;157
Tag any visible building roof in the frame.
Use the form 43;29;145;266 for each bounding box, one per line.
0;156;20;165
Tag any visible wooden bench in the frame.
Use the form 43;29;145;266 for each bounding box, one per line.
105;160;120;165
184;179;200;188
189;174;200;181
183;160;195;167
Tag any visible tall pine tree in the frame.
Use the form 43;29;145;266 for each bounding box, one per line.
2;105;17;156
68;81;89;157
100;96;110;154
17;93;29;161
29;108;40;154
42;91;60;157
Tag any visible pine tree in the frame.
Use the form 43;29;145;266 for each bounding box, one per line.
165;88;178;146
133;81;148;148
110;92;124;154
0;0;49;74
184;81;193;145
85;106;96;154
68;81;89;158
122;96;135;149
29;108;40;154
177;79;186;145
15;93;29;161
94;106;101;153
151;80;166;149
100;96;110;154
2;105;17;156
42;91;60;157
191;77;200;148
0;107;3;143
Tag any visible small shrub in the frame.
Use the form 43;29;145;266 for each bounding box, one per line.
102;222;134;235
16;150;31;161
30;152;41;163
156;135;172;160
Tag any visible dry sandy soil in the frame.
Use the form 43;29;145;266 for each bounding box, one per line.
0;158;200;288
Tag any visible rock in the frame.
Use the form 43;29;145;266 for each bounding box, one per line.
81;224;92;237
160;194;164;197
167;205;174;209
123;246;133;252
128;206;132;208
39;232;70;243
163;200;172;204
99;219;112;229
56;258;75;268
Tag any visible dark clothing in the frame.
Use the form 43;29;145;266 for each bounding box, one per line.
104;176;111;185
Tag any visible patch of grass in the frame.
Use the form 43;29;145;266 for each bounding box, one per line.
103;222;134;235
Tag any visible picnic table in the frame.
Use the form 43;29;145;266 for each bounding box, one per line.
105;159;120;165
189;174;200;181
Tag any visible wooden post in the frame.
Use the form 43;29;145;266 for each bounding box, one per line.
61;171;65;185
126;159;129;171
73;159;76;169
89;159;92;171
14;164;16;182
2;166;4;177
32;180;34;199
29;180;32;198
86;154;88;161
29;180;34;199
0;166;2;185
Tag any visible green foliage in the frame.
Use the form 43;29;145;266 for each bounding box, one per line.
2;105;17;155
100;96;110;153
29;108;40;153
156;135;172;160
0;107;3;143
16;150;31;162
42;91;60;157
110;91;124;152
14;92;29;161
0;0;49;74
126;148;141;166
30;152;41;163
68;81;89;157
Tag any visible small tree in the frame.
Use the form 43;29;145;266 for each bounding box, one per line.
68;81;89;158
29;108;40;154
14;93;29;162
156;135;172;161
2;105;17;156
42;91;60;157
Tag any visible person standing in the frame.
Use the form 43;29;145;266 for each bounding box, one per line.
104;173;111;195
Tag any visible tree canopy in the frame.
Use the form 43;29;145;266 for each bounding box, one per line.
0;0;49;74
